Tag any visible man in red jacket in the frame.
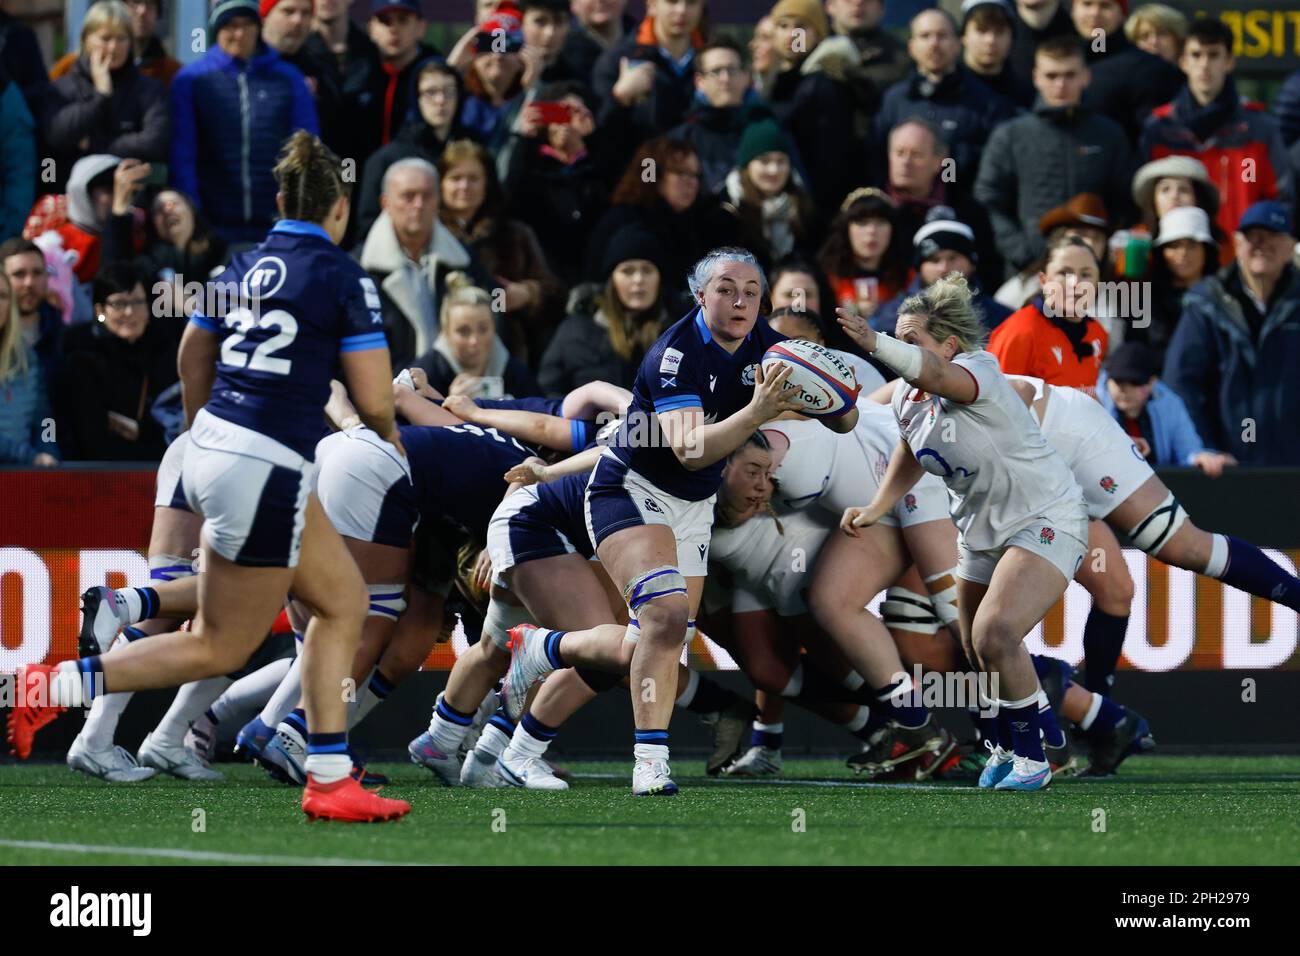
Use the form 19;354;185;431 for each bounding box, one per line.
1138;17;1293;263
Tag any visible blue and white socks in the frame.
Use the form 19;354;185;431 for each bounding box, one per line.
304;732;350;784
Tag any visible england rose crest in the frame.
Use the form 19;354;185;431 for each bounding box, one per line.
1039;526;1055;545
1100;476;1117;495
904;493;917;513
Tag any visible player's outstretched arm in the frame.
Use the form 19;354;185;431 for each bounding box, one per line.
177;321;219;427
443;395;578;451
560;380;632;421
341;347;401;452
841;439;924;537
836;308;977;404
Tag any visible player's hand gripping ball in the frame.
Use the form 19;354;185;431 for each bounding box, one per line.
760;339;860;417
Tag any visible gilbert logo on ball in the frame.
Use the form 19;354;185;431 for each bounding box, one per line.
761;340;860;417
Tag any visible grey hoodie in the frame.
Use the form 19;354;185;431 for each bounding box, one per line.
65;153;121;233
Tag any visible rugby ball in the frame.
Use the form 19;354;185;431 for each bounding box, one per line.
761;339;860;417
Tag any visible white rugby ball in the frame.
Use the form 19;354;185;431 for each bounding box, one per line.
761;339;860;417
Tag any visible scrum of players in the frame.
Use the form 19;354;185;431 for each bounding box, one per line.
11;135;1300;816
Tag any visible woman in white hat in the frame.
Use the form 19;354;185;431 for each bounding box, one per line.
1136;205;1217;355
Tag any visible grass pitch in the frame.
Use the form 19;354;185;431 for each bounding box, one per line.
2;755;1298;866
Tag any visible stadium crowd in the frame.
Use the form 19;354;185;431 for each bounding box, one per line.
2;0;1299;471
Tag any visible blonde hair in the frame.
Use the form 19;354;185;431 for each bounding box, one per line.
0;270;28;385
1123;4;1189;45
898;272;987;353
441;271;493;327
274;131;349;224
81;0;133;47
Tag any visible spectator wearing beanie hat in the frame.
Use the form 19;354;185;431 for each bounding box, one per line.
873;208;1013;335
539;223;670;395
723;118;816;267
170;0;318;244
764;0;864;214
1097;340;1235;474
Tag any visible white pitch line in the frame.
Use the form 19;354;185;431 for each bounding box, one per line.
570;773;980;792
0;838;431;866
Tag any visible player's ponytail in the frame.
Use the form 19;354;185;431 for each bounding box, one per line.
440;271;493;326
274;131;349;224
899;272;987;354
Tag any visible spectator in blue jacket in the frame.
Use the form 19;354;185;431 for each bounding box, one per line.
169;0;319;244
875;7;1015;202
0;62;34;243
1163;201;1300;467
0;267;58;466
1273;65;1300;148
1098;341;1234;476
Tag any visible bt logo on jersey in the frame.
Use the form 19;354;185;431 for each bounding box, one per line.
242;256;288;300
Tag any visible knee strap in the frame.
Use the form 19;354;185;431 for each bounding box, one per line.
1126;492;1187;555
922;570;959;627
149;553;195;582
484;598;532;651
622;565;688;613
880;587;941;635
367;584;408;620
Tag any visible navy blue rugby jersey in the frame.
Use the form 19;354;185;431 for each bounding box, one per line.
606;308;786;501
401;423;534;540
190;220;388;459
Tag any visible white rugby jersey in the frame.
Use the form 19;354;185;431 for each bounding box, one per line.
710;509;833;615
891;350;1082;550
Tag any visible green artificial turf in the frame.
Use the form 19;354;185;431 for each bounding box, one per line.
1;756;1297;866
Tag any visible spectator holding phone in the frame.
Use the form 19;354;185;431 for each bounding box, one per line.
0;267;58;466
413;271;541;400
505;81;618;286
460;4;530;148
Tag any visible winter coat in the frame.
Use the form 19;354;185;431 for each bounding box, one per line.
169;42;319;244
591;25;701;172
56;316;179;462
414;332;542;401
975;99;1133;271
538;294;669;397
45;57;169;191
1095;371;1211;466
1162;264;1300;466
1006;2;1075;92
504;136;619;288
0;69;34;242
277;32;349;157
346;41;440;165
668;101;754;196
1139;79;1294;263
36;153;121;283
0;11;48;128
875;66;1016;202
767;61;866;214
100;210;229;288
1083;31;1184;146
0;344;57;464
560;14;637;88
357;212;496;371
